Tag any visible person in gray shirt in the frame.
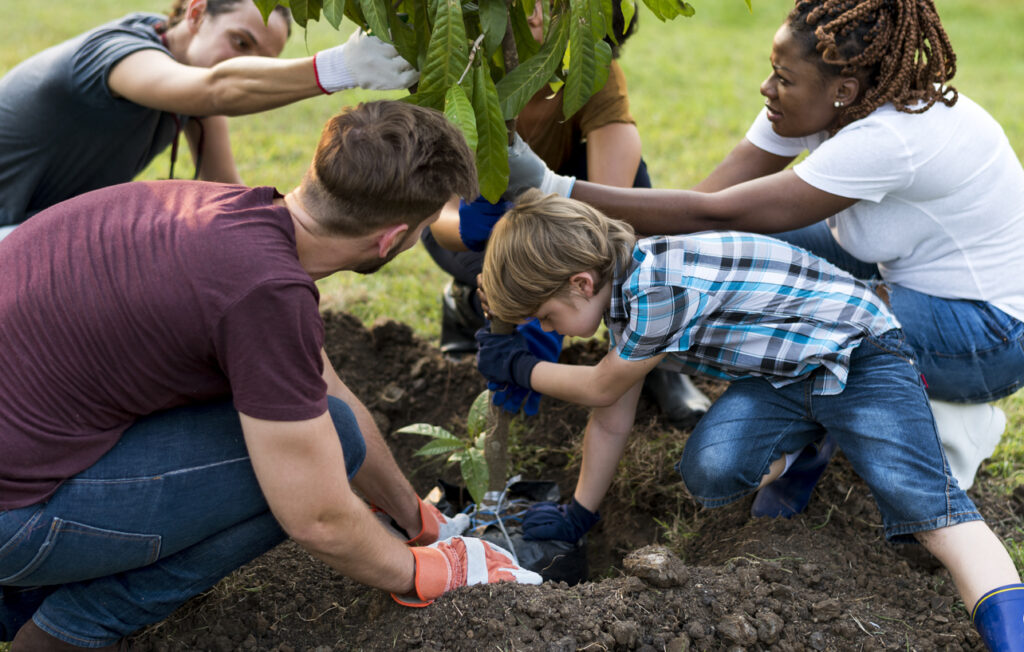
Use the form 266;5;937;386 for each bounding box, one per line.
0;0;418;234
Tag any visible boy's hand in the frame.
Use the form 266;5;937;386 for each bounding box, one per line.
489;380;542;416
506;133;575;199
475;327;540;389
458;197;510;252
521;498;600;543
391;536;543;607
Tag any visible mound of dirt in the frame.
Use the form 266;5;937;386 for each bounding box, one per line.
131;312;1022;651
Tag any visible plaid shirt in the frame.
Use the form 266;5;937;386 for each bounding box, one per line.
607;232;900;395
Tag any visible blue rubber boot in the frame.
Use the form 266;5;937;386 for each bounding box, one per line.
751;435;839;518
973;583;1024;651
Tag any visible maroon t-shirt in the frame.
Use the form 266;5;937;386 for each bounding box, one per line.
0;181;328;509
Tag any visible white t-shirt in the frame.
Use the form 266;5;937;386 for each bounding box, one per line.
745;94;1024;321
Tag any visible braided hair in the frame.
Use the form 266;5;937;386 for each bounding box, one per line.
788;0;957;132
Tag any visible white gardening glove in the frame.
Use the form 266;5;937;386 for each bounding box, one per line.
504;132;576;200
313;29;419;93
392;536;543;607
405;497;470;545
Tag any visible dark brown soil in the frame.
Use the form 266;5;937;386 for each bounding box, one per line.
131;312;1024;651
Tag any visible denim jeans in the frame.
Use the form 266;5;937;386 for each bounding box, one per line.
775;222;1024;402
676;329;981;542
0;397;365;646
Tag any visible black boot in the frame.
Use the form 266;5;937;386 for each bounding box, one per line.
644;368;711;430
12;618;128;651
439;279;486;357
2;586;55;643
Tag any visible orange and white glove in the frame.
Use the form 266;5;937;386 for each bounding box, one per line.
392;536;543;607
405;497;470;546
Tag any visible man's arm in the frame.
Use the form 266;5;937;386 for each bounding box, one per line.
185;116;243;184
239;409;416;594
319;350;422;536
109;50;323;117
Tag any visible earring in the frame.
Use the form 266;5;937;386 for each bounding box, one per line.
833;100;845;108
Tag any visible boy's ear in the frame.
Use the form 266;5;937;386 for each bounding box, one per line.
568;271;596;298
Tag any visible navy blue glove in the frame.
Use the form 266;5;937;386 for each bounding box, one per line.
487;318;564;415
458;197;510;252
521;498;600;543
489;380;542;415
475;326;540;389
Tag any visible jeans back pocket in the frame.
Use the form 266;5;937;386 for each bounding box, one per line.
0;517;161;586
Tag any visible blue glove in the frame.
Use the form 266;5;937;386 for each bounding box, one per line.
475;326;540;389
486;318;564;415
489;380;542;415
458;197;510;252
521;498;600;543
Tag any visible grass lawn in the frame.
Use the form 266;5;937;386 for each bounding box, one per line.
1;6;1023;640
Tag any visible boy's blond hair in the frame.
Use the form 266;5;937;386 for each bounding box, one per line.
481;189;637;323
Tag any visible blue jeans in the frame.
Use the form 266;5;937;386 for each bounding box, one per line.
0;397;365;646
676;330;981;542
775;222;1024;402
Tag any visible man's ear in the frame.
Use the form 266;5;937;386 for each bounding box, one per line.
377;223;409;258
568;271;596;298
186;0;207;30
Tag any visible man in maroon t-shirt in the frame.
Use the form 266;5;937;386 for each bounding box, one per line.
0;101;541;650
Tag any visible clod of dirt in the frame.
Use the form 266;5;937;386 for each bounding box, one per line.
623;544;690;588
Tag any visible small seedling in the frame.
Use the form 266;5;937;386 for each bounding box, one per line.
397;390;491;505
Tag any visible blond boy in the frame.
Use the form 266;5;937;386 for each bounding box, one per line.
475;190;1024;649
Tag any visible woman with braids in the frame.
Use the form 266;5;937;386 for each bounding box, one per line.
509;0;1024;501
0;0;417;236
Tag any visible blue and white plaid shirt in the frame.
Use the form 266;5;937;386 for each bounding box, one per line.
607;232;900;395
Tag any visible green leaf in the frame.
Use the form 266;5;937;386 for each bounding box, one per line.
290;0;311;27
591;0;609;41
342;0;366;29
460;447;490;505
641;0;694;21
478;0;508;57
509;0;541;64
467;389;490;437
414;437;468;457
419;0;469;97
253;0;280;24
323;0;347;29
495;15;569;120
590;39;612;95
387;6;419;65
409;90;446;111
445;84;478;152
359;0;391;40
472;64;510;202
619;0;636;34
412;0;433;70
563;0;597;119
395;423;455;439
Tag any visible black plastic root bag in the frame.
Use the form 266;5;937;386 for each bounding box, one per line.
430;478;589;585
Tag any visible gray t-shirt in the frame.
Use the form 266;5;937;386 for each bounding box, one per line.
0;13;182;225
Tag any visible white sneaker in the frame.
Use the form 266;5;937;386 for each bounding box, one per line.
929;399;1007;490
